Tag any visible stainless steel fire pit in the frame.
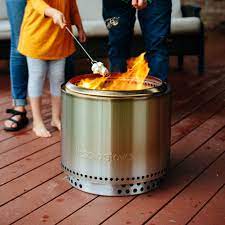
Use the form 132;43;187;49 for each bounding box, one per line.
61;74;171;196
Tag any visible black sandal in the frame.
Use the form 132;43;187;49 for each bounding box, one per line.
4;109;29;132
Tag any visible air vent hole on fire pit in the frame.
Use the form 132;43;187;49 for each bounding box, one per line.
68;175;163;196
61;163;167;183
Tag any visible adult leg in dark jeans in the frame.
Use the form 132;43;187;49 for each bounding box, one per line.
102;0;136;72
5;0;29;130
138;0;172;81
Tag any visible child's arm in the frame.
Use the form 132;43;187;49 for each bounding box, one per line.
30;0;66;28
70;0;86;42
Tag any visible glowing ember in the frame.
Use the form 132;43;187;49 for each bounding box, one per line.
77;52;150;91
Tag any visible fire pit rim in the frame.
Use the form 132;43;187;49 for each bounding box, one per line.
64;74;168;98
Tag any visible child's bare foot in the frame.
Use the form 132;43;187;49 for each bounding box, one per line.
33;123;51;138
51;119;61;131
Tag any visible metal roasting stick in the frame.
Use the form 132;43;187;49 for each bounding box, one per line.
65;26;109;76
65;26;96;64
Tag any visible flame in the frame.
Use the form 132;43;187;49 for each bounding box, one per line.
77;52;150;91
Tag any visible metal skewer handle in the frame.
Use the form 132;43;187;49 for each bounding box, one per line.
65;26;96;64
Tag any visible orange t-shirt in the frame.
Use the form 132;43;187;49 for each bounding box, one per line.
18;0;80;60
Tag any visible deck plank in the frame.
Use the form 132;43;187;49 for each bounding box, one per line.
0;141;60;186
0;131;59;169
0;158;62;206
171;90;225;144
188;185;225;225
172;77;225;124
0;120;55;154
0;173;71;225
13;189;96;225
172;66;225;101
58;196;134;225
170;107;225;167
145;154;225;225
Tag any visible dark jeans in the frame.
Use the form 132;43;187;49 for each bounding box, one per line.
103;0;172;81
6;0;28;106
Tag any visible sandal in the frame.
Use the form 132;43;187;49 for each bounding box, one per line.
4;109;29;132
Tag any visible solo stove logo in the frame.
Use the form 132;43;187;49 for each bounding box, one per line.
78;151;133;162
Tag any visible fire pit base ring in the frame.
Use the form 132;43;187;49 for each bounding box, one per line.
67;175;164;196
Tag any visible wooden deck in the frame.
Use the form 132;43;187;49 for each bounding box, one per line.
0;31;225;225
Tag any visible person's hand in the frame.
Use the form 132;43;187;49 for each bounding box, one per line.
45;7;66;29
132;0;148;10
77;28;87;43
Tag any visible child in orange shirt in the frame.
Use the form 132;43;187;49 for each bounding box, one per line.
18;0;86;137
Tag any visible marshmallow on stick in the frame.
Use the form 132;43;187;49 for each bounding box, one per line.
91;62;109;76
